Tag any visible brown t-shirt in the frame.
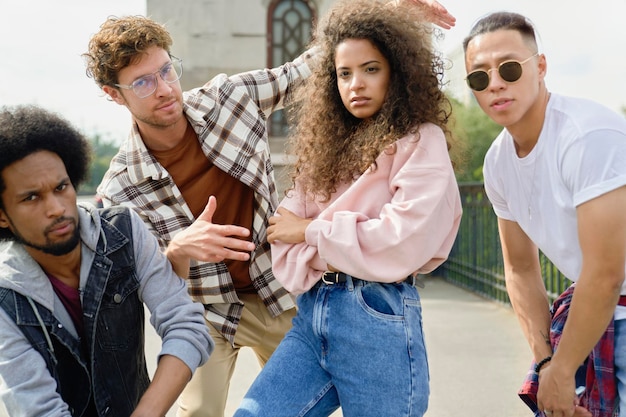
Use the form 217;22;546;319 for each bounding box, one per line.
150;125;256;292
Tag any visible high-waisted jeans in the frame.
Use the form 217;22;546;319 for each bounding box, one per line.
234;275;430;417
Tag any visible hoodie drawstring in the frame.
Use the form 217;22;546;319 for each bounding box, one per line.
26;296;58;367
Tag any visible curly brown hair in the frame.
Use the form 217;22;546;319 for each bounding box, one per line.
285;0;456;202
83;15;173;88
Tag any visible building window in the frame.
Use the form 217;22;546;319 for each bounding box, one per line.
268;0;315;137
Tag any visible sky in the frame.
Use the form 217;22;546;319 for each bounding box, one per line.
1;0;624;144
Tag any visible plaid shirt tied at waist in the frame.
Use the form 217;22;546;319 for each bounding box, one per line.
519;284;619;417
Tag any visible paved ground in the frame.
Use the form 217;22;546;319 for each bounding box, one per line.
145;277;533;417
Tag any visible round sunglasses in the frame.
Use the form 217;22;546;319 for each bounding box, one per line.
465;53;538;92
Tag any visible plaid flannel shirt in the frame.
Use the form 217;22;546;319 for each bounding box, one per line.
519;284;619;416
97;51;313;344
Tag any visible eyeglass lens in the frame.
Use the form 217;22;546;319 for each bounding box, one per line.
132;58;183;98
466;61;523;92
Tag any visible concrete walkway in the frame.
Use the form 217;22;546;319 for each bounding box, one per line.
145;277;534;417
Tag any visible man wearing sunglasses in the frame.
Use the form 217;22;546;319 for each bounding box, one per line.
83;4;456;417
463;11;626;417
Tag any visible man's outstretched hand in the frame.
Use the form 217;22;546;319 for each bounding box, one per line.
165;196;256;278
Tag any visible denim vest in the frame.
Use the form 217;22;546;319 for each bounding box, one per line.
0;207;150;416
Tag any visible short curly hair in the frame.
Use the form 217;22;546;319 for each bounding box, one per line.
83;15;173;87
285;0;455;201
0;105;92;210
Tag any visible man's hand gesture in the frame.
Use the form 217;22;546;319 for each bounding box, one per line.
165;196;256;277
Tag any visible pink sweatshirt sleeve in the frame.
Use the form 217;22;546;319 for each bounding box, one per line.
270;189;328;294
271;123;462;294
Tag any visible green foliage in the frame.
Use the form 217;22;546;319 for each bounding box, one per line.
80;134;119;194
449;100;624;182
448;97;502;182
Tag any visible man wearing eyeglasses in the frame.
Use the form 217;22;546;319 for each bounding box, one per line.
82;14;310;417
83;5;456;417
463;11;626;417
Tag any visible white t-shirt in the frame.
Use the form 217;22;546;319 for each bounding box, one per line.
483;93;626;318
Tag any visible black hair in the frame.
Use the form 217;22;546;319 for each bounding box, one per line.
0;105;92;209
463;11;538;53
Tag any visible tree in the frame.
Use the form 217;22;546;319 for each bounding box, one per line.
449;102;625;183
448;97;502;182
80;134;119;195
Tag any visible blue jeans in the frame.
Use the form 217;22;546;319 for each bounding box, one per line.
615;318;626;415
234;276;429;417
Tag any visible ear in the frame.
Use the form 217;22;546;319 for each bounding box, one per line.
0;209;11;230
102;85;127;105
537;53;548;81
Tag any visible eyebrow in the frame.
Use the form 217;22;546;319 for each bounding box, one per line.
469;53;522;70
336;60;382;71
132;59;172;81
15;177;70;200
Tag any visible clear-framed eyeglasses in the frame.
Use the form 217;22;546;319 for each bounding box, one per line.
115;56;183;98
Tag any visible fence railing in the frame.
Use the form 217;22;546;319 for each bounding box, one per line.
437;182;571;305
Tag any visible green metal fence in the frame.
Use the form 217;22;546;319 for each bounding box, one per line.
438;182;571;305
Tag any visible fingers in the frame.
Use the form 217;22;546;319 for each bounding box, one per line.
172;220;255;261
274;207;293;217
219;224;252;239
405;0;456;29
197;196;218;222
269;207;291;227
267;227;277;244
214;247;252;262
167;196;260;263
572;405;592;417
192;234;255;263
539;402;587;417
214;227;256;253
424;1;456;29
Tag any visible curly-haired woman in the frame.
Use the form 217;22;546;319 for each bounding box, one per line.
234;1;462;416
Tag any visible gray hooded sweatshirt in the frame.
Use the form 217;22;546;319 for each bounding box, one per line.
0;204;213;416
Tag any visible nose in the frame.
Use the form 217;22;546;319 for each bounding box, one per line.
154;74;174;97
349;74;364;91
486;68;507;91
45;194;65;217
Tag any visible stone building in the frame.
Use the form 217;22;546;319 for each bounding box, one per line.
146;0;337;193
145;0;466;193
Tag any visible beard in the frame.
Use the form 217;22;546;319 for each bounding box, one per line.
133;96;184;129
10;216;80;256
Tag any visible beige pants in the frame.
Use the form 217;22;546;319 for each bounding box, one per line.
176;293;296;417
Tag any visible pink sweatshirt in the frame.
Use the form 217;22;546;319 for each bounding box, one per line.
271;123;463;295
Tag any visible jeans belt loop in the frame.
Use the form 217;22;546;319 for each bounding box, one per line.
406;274;415;286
